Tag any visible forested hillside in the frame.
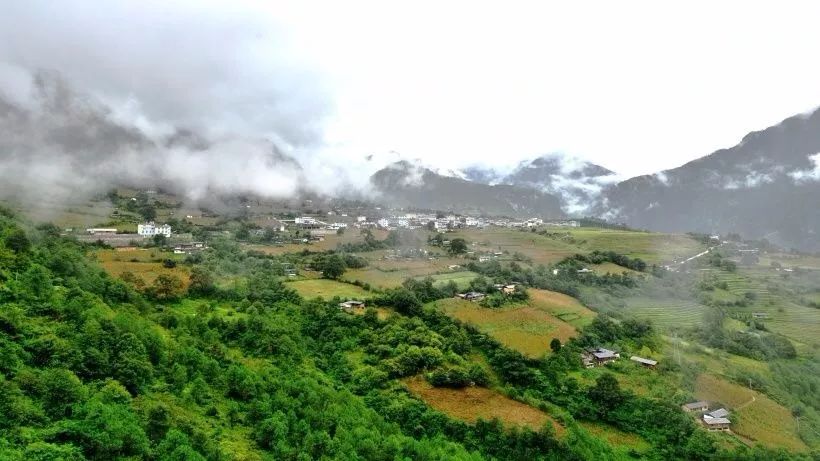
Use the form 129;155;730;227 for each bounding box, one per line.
0;208;814;460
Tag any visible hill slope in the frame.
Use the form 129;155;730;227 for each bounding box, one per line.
370;160;565;218
597;108;820;251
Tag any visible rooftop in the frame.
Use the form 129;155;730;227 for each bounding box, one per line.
630;356;658;366
682;401;708;410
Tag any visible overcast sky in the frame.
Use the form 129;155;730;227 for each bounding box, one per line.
3;0;820;179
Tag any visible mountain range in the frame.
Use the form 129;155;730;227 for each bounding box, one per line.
369;108;820;252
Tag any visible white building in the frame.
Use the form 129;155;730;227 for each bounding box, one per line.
357;216;367;222
137;222;172;238
295;216;318;225
85;228;118;235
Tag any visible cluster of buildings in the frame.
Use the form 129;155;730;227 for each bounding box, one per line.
581;348;659;370
682;402;732;431
137;222;172;238
80;222;173;247
281;213;578;235
455;284;517;302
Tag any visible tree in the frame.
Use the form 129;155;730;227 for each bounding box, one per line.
448;238;468;255
321;255;346;280
150;274;184;301
235;227;250;240
188;267;215;296
336;227;345;236
588;373;623;414
5;229;31;253
426;221;436;232
550;338;562;353
390;288;422;316
152;234;168;247
163;258;177;268
120;271;146;291
139;204;157;221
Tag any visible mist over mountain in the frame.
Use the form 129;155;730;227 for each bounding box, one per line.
471;155;620;214
370;160;565;218
597;108;820;252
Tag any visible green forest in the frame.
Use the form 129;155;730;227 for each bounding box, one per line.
0;208;815;461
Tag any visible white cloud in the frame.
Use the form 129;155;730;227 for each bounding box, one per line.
789;153;820;182
3;0;820;190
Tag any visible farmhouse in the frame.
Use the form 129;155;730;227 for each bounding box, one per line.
339;300;366;311
702;416;731;431
577;268;593;274
137;222;172;238
630;356;658;368
456;292;486;302
173;242;207;254
681;401;709;413
494;284;517;294
705;408;729;419
582;348;620;367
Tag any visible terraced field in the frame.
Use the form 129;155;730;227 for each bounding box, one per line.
432;296;579;358
621;296;708;329
703;268;820;349
766;304;820;349
404;375;563;434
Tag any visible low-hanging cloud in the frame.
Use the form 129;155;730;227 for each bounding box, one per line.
0;1;376;207
789;153;820;183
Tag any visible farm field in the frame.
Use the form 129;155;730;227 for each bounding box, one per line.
432;297;578;358
457;228;578;265
591;262;640;275
528;288;597;328
340;255;469;289
760;253;820;270
95;248;190;287
565;228;705;264
694;374;807;452
285;279;371;300
416;270;478;289
620;296;708;329
403;375;563;434
243;229;390;255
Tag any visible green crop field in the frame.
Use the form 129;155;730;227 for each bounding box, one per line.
456;228;579;265
565;228;705;264
620;296;708;329
285;279;371;300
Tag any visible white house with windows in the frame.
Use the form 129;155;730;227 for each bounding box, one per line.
137;222;172;238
